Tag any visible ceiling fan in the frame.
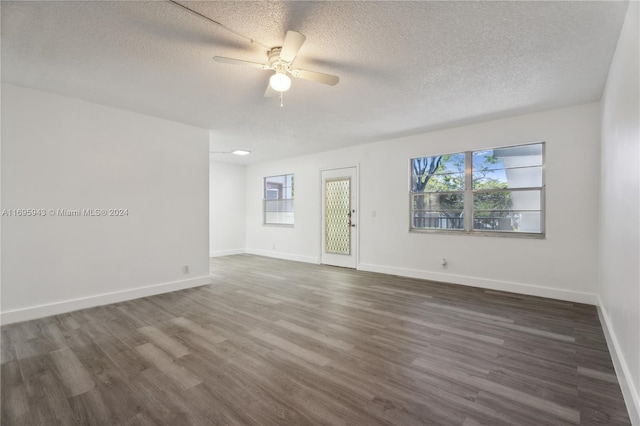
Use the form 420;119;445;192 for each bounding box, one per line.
213;30;340;98
167;1;338;100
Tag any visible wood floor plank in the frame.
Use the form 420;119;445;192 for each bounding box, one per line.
248;328;332;367
334;299;506;345
422;300;515;323
137;325;190;358
68;387;117;425
169;316;227;344
26;370;78;426
577;366;620;384
412;356;581;424
122;412;157;426
475;390;577;426
134;343;202;391
274;319;356;351
1;381;30;425
129;367;208;425
0;254;632;425
234;289;283;304
50;347;96;397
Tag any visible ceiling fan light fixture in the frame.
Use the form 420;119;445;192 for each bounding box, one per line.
269;72;291;92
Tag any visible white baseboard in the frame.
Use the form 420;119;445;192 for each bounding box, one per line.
245;248;319;264
597;298;640;425
357;263;598;305
210;248;245;257
0;275;212;325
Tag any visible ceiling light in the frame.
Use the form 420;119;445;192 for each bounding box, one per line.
232;149;251;156
269;72;291;92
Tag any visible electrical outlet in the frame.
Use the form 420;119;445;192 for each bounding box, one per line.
182;265;190;274
441;258;448;269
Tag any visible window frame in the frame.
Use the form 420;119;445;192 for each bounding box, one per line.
409;142;545;238
263;173;294;227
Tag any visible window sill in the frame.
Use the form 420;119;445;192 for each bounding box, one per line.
409;228;545;239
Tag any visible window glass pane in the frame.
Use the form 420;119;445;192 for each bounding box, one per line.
264;174;294;225
264;200;294;225
411;153;465;192
412;211;464;230
473;189;541;211
284;186;293;199
473;190;513;213
473;211;541;233
473;166;542;189
412;194;464;230
473;189;541;232
425;172;465;191
266;175;286;186
265;187;279;200
475;144;542;167
496;143;542;166
473;143;543;189
413;193;464;212
265;199;294;212
265;182;282;199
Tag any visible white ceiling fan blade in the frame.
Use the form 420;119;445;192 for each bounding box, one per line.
213;56;270;70
279;31;306;63
290;68;339;86
264;82;278;98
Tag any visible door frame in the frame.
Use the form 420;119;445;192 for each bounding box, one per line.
319;164;359;268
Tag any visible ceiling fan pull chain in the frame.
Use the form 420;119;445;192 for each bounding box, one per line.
280;92;284;108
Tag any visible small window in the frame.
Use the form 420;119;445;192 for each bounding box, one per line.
264;174;294;225
410;142;544;236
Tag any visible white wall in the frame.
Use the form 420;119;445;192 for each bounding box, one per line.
599;2;640;423
210;159;246;257
1;84;211;323
246;103;601;303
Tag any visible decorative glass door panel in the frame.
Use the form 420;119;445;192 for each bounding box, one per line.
321;167;357;269
325;178;351;255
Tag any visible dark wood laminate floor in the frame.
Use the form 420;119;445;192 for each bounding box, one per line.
1;254;632;425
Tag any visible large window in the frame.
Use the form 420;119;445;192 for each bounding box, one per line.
410;142;544;236
264;174;294;225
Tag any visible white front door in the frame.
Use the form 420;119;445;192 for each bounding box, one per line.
321;167;358;268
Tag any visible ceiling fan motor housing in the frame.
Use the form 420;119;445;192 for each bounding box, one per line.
268;47;285;67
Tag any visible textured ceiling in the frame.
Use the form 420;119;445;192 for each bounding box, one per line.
1;1;629;164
